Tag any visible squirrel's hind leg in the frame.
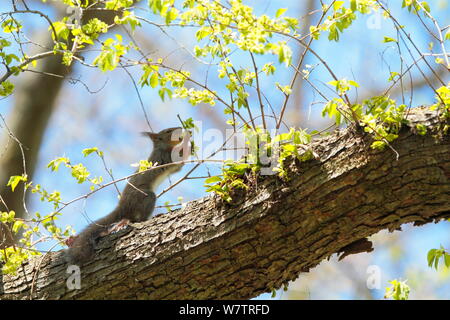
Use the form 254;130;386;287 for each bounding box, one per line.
132;191;156;222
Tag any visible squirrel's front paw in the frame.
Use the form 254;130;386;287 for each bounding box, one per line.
65;235;78;247
104;219;131;235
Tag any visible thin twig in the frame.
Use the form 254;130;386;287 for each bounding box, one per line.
249;52;266;130
119;62;154;131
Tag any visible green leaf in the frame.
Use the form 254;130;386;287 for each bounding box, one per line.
385;279;410;300
71;163;90;184
0;81;15;96
275;8;287;18
322;99;343;126
445;29;450;41
12;220;24;233
348;80;359;87
47;157;69;171
383;36;398;43
415;124;427;136
421;2;430;13
2;18;22;33
196;27;211;41
388;72;400;81
158;88;172;101
7;175;27;192
277;43;292;67
271;289;276;298
370;141;386;150
51;21;70;41
333;1;345;11
435;252;441;269
165;8;179;24
164;201;173;212
427;249;437;267
327;80;339;87
82;147;99;157
443;253;450;268
150;72;159;88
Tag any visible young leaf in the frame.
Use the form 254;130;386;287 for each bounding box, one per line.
444;253;450;268
383;36;398;43
427;248;437;267
445;29;450;41
82;147;99;157
275;8;287;18
204;176;222;184
7;175;27;192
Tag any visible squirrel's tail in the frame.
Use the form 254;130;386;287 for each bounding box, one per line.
65;211;118;265
65;223;104;265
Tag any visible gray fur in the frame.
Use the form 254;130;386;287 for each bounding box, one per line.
66;127;185;264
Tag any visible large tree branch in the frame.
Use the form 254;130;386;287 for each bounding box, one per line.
0;106;449;300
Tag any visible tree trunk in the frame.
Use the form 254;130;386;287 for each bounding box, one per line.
0;34;71;247
0;106;449;299
0;3;133;247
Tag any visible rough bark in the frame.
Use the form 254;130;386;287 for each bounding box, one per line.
0;106;449;300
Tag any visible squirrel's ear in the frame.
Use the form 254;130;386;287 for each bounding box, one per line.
141;132;158;140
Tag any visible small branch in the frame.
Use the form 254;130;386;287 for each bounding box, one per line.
249;52;266;130
276;0;335;130
0;51;54;84
414;0;450;69
119;62;154;131
376;0;446;86
2;10;59;43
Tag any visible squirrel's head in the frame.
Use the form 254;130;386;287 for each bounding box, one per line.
142;127;184;149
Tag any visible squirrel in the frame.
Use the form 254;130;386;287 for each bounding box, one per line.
66;127;188;265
